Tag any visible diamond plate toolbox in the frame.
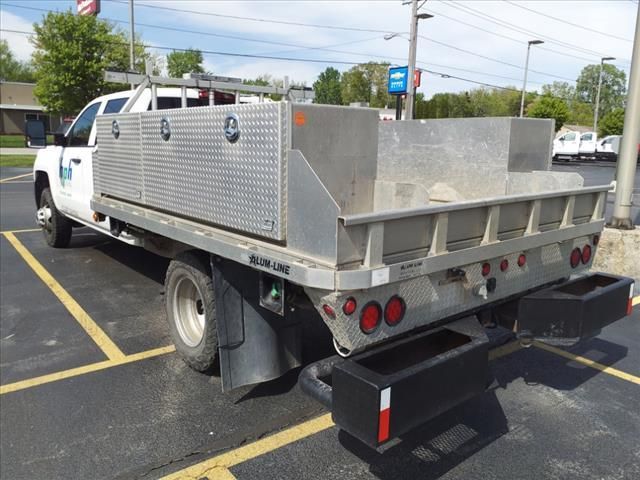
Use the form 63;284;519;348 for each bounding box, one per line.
95;102;288;240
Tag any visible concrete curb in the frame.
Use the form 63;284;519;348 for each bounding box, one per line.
592;226;640;292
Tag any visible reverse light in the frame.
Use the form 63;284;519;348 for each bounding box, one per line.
360;302;382;334
384;296;406;326
581;245;592;264
482;262;491;277
500;259;509;272
570;248;581;268
342;297;357;316
517;254;527;267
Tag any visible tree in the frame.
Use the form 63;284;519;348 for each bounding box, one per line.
166;48;204;78
576;64;626;118
598;108;625;137
340;62;392;108
527;94;569;131
0;39;35;82
313;67;342;105
31;10;150;115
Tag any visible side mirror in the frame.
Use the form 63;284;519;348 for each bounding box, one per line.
25;119;47;148
53;133;67;147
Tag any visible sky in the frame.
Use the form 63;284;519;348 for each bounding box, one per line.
0;0;638;99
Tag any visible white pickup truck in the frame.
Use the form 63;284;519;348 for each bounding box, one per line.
552;131;636;162
26;77;634;449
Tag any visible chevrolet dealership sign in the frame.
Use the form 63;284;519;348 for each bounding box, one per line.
77;0;100;16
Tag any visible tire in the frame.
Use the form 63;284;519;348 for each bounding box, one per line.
165;252;218;373
38;187;72;248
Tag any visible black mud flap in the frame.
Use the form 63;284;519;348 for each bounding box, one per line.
517;273;635;346
299;316;489;448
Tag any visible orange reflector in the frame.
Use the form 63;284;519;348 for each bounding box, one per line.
294;111;306;126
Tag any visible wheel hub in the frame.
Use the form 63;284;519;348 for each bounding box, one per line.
36;206;52;229
173;275;206;347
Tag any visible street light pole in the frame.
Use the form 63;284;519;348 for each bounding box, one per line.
593;56;616;133
129;0;135;73
520;40;544;117
405;0;432;120
610;3;640;229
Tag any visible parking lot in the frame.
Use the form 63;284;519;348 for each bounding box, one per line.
1;164;639;480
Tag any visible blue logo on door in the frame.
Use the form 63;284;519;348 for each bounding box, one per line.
59;165;72;185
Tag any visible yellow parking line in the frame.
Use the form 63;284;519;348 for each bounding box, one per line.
161;340;522;479
3;231;126;361
0;345;175;395
161;414;335;480
534;341;640;385
0;172;31;183
0;228;41;234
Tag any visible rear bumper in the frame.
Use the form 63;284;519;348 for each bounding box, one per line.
300;316;489;448
300;273;634;448
517;273;635;345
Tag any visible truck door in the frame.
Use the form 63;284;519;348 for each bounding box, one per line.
57;102;100;222
579;132;596;154
555;131;580;156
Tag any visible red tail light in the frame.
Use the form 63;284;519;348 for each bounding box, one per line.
517;254;526;267
384;296;406;326
322;304;336;319
500;259;509;272
360;302;382;334
570;248;581;268
581;245;592;264
342;297;357;316
482;262;491;277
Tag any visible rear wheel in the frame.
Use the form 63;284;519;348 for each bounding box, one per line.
38;188;72;248
165;252;218;373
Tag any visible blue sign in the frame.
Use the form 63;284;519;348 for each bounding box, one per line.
388;66;409;95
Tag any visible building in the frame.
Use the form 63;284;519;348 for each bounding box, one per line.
0;81;61;135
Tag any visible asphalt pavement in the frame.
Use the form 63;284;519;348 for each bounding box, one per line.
1;164;639;480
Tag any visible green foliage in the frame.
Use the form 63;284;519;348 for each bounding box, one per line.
598;108;625;137
340;62;392;108
576;64;626;118
0;155;36;167
414;87;528;119
31;10;150;115
0;40;35;82
166;48;204;78
526;94;569;131
313;67;342;105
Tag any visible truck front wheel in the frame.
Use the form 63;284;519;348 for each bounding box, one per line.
165;252;218;373
38;188;72;248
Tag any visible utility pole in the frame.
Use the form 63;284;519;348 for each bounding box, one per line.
593;56;616;133
405;1;432;120
610;3;640;229
129;0;135;73
520;40;543;118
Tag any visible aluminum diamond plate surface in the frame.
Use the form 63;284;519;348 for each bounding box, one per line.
306;237;594;352
95;113;144;203
95;103;287;240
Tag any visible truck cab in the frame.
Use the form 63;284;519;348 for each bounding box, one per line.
552;130;597;161
29;88;204;243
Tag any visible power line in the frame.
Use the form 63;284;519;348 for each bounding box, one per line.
1;2;563;84
502;0;631;43
442;1;631;64
417;34;575;82
104;0;393;34
108;0;631;67
0;28;538;92
423;5;627;67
